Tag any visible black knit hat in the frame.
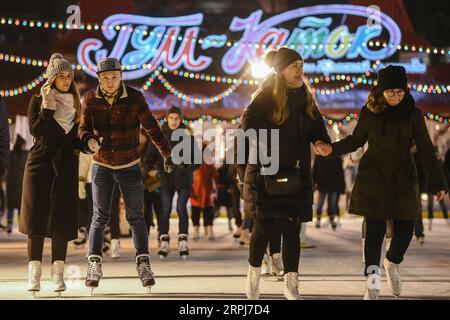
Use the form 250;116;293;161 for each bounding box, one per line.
377;65;408;91
264;47;303;73
167;106;183;118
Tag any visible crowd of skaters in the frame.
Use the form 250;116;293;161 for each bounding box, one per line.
0;47;449;300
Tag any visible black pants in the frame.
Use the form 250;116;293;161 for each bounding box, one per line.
143;190;163;234
28;236;68;263
364;217;414;276
191;206;214;226
249;217;301;273
269;224;281;255
231;186;243;227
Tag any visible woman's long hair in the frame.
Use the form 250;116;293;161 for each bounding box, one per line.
366;86;387;114
271;73;317;125
264;51;317;125
39;75;82;123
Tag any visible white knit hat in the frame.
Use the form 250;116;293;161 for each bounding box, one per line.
45;53;73;82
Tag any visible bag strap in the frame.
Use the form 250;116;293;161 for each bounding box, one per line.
295;98;305;171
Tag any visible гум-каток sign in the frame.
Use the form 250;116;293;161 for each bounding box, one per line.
77;4;425;80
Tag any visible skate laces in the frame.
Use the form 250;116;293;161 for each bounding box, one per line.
88;258;102;279
137;256;154;279
284;273;298;291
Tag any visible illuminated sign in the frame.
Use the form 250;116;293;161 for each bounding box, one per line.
77;4;405;80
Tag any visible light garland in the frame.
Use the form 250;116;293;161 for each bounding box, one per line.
0;53;48;68
323;113;359;127
158;114;241;127
425;112;450;124
0;73;47;97
2;51;449;95
143;70;241;105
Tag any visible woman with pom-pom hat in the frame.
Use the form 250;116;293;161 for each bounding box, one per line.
240;47;332;300
19;53;89;297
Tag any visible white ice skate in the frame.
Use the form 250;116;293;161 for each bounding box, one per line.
28;261;42;297
51;260;66;297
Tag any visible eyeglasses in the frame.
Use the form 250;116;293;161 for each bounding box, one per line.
384;89;405;97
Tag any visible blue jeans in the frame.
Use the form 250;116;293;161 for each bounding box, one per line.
158;186;190;237
316;191;338;220
89;163;148;256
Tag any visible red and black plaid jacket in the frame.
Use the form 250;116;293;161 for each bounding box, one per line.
79;84;171;168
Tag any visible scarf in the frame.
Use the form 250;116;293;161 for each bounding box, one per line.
53;92;76;134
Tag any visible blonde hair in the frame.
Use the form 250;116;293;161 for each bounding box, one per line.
271;73;317;125
367;86;387;114
40;75;82;123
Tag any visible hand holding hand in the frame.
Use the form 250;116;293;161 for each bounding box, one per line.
88;137;103;154
313;140;332;157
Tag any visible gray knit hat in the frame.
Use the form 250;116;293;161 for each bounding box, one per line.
96;57;122;74
46;53;73;82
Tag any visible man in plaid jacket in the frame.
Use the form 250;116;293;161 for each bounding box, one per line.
79;57;173;292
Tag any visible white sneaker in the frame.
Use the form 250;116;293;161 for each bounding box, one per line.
110;239;120;259
363;288;380;300
261;253;271;276
239;229;251;246
28;261;42;293
283;272;301;300
178;234;189;258
51;260;66;293
383;257;402;297
364;267;381;300
192;226;200;240
271;253;284;276
206;225;215;240
233;225;242;239
85;255;103;289
245;265;261;299
158;234;170;258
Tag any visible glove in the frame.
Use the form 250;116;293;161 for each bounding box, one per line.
41;86;56;110
164;156;175;173
79;180;86;199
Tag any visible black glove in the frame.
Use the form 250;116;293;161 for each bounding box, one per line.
164;156;175;173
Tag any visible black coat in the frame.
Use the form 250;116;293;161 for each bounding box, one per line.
6;149;28;211
215;165;233;207
0;97;10;177
145;123;200;191
19;95;84;241
331;94;448;221
313;156;345;193
240;77;331;221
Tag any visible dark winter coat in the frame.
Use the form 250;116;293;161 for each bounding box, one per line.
240;77;331;221
330;94;448;221
19;95;85;241
0;97;10;177
145;122;200;191
215;165;233;207
313;156;345;193
6;147;28;211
